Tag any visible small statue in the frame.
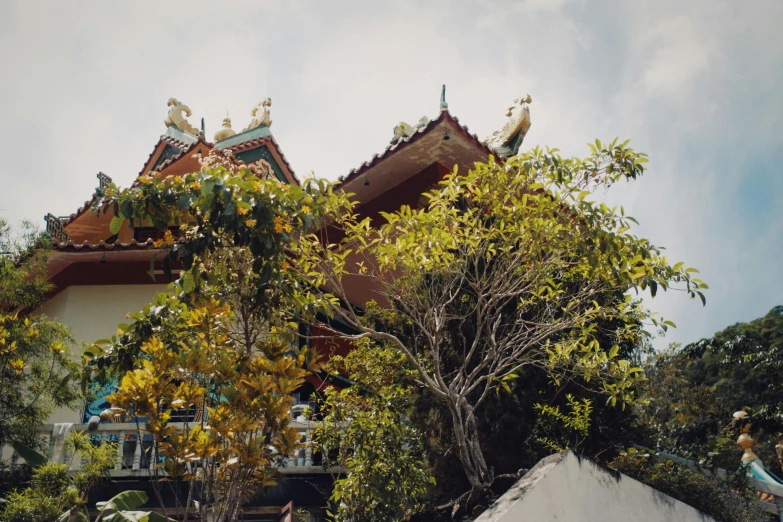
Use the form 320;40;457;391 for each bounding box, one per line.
734;411;760;463
486;95;532;156
164;98;199;136
245;98;272;130
87;415;101;431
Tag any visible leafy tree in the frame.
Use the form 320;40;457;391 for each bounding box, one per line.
0;220;79;451
291;142;706;487
685;306;783;420
315;339;434;522
640;306;783;468
84;150;326;520
610;418;774;522
1;461;73;522
100;297;309;521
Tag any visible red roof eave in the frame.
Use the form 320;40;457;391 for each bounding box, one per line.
337;109;498;189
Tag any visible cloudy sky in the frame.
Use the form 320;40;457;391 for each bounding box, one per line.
0;0;781;348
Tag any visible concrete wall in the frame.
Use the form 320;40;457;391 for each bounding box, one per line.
34;284;169;423
475;451;717;522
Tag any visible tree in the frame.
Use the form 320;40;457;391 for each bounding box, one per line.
640;306;783;467
0;220;79;451
314;339;434;522
96;296;309;521
291;141;707;487
685;306;783;420
84;150;327;520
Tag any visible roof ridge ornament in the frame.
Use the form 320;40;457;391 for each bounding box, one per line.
97;172;112;190
44;213;72;243
391;116;428;145
245;97;272;131
440;84;448;111
486;94;532;157
164;98;199;137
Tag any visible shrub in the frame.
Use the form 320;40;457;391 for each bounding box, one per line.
610;452;772;522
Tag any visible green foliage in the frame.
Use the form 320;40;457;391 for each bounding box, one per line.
0;220;80;452
1;432;169;522
293;508;312;522
610;451;772;522
0;460;32;501
315;340;434;521
640;307;783;467
2;486;69;522
83;150;333;519
533;395;593;453
95;491;176;522
0;432;116;522
92;149;329;313
0;219;53;310
292;140;704;486
91;296;310;520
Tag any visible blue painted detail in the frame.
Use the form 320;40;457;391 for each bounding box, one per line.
83;376;119;423
748;459;783;486
214;125;271;149
235;145;288;183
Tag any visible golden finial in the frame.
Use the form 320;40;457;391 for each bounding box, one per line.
214;113;236;142
734;411;760;463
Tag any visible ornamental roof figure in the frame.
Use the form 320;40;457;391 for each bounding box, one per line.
164;98;199;137
245;97;272;130
486;95;532;157
391;116;428;145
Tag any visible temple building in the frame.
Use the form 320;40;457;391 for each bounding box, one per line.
26;87;533;519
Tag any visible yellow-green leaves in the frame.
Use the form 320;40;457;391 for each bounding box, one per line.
103;296;310;515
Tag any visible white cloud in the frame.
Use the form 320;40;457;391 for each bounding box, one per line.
0;0;780;349
635;16;716;101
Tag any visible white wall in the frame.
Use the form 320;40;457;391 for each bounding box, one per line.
475;451;718;522
34;284;169;424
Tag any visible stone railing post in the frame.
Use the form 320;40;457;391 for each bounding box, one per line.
304;429;313;467
116;430;125;470
132;435;142;470
149;442;157;470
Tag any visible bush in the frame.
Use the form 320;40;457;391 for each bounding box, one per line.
610;452;773;522
1;463;76;522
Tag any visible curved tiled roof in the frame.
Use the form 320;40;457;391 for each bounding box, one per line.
53;238;157;252
337;109;494;187
58;134;191;229
228;134;300;185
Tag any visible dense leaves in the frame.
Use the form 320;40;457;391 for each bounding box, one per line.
315;340;434;522
92;149;329;314
290;141;705;486
1;432;118;522
0;220;80;451
640;306;783;465
610;451;772;522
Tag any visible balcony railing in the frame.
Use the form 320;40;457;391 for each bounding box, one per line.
33;420;330;477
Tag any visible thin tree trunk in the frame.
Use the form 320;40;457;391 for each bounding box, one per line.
447;397;492;487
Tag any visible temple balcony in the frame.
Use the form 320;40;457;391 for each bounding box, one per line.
33;419;336;478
